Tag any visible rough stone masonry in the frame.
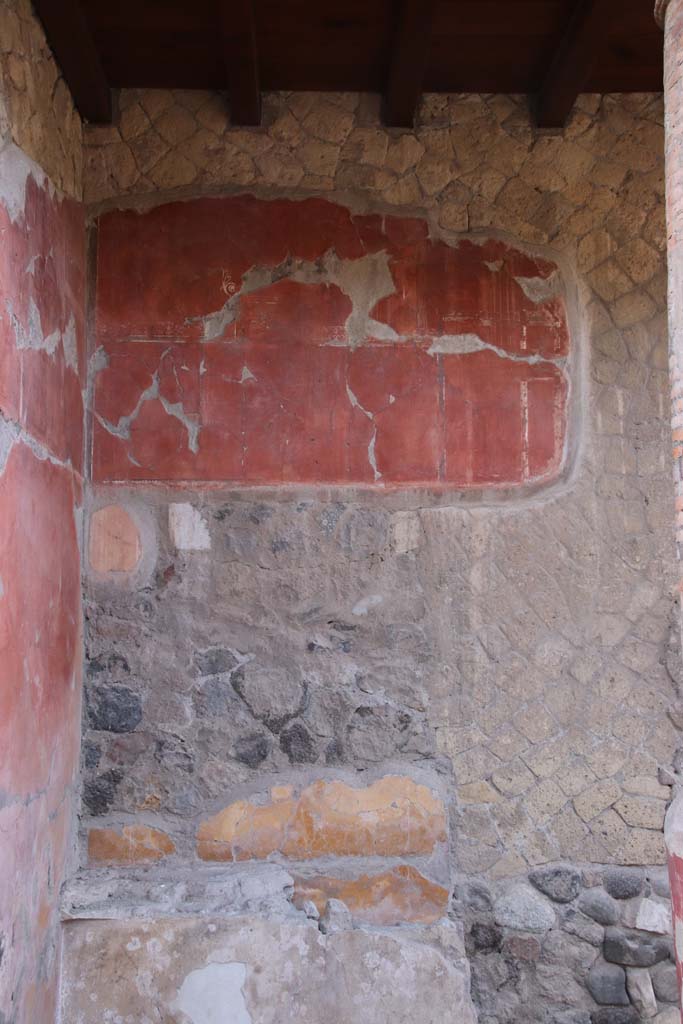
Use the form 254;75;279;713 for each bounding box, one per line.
61;84;683;1024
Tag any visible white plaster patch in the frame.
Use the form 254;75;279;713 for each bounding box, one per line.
0;143;45;223
352;594;383;616
169;504;211;551
513;272;559;304
173;962;251;1024
428;333;486;356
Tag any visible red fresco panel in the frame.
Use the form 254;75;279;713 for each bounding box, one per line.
0;174;85;469
93;195;570;489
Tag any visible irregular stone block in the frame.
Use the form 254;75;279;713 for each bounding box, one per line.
650;960;679;1003
197;776;446;861
561;908;605;947
60;916;477;1024
579;888;620;926
603;870;644;901
319;898;352;934
587;962;629;1006
529;865;582;903
626;967;658;1019
293;865;448;926
493;884;555;932
88;825;175;864
86;684;142;733
623;898;672;936
603;927;671;967
590;1009;638;1024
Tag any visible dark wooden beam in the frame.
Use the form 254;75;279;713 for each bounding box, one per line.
32;0;111;123
383;0;437;128
534;0;613;129
220;0;261;126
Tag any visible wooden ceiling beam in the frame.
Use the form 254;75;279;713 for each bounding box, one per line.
383;0;437;128
32;0;112;123
534;0;613;130
220;0;261;126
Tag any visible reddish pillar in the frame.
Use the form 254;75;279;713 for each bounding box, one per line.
658;2;683;1019
665;793;683;1022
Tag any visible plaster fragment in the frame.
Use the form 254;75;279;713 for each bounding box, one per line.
0;143;46;223
513;272;560;304
173;962;251;1024
352;594;383;616
169;504;211;551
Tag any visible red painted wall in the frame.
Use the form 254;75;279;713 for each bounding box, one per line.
0;152;85;1024
93;196;570;489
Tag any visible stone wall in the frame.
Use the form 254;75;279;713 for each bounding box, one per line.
0;0;82;198
77;89;680;1023
0;3;84;1022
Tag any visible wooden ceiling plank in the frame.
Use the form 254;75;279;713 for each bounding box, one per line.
534;0;613;130
32;0;112;123
221;0;261;126
383;0;437;128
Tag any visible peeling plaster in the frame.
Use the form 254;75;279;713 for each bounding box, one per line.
513;272;560;304
192;249;397;350
0;143;47;224
427;332;565;367
345;384;382;479
0;411;74;474
8;302;79;375
95;349;200;453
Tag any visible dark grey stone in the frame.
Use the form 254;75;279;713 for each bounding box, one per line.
193;677;236;717
530;865;581;903
603;927;670;967
194;647;239;676
324;736;345;764
87;685;142;733
650;960;679;1003
603;870;644;901
459;881;493;913
579;889;620;926
82;769;123;815
586;963;629;1006
83;740;101;770
590;1010;637;1024
280;721;317;763
467;922;503;953
154;736;194;774
87;652;130;678
234;733;270;768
